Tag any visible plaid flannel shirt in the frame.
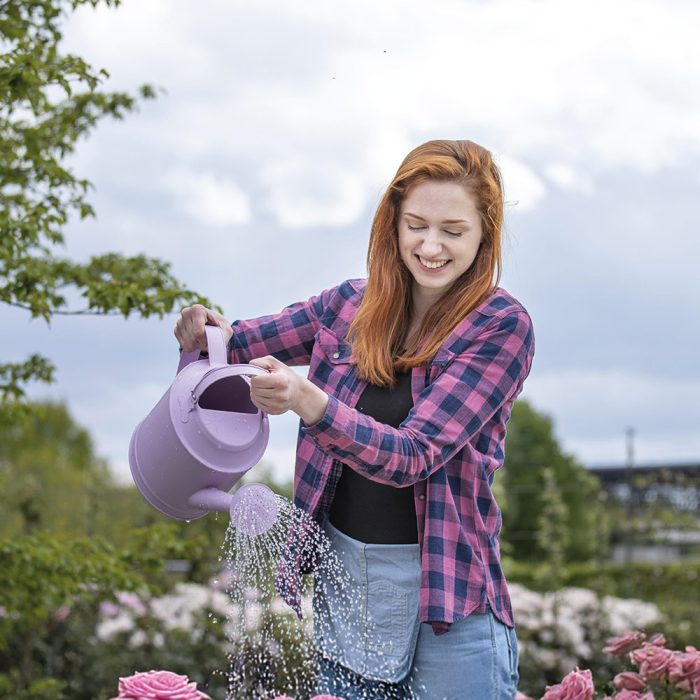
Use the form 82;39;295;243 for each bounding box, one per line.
228;278;535;628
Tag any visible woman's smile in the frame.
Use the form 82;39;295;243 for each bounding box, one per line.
416;255;451;271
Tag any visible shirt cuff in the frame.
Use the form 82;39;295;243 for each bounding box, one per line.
301;393;352;450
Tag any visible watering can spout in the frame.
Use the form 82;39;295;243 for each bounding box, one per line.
187;487;234;514
188;483;279;537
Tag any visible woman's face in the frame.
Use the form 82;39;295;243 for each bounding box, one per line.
398;180;484;308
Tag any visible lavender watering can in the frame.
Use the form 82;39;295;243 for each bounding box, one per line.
128;326;279;535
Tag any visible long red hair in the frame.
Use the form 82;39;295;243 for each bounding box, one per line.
348;139;504;387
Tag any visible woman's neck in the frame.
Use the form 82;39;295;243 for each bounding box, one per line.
410;285;440;331
405;297;431;350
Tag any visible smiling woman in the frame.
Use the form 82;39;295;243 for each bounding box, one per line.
174;139;534;699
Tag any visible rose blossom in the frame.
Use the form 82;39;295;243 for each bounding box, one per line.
542;667;594;700
613;672;647;692
611;691;655;700
603;631;647;656
668;646;700;693
112;670;210;699
629;643;675;680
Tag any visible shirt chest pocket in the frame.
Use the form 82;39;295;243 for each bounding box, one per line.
316;327;353;364
314;327;356;403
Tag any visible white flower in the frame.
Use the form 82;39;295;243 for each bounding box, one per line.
601;595;663;633
95;612;134;640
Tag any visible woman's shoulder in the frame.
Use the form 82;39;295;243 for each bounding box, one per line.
313;278;367;329
434;287;533;362
477;287;532;324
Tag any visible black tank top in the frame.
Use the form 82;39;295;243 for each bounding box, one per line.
328;369;418;544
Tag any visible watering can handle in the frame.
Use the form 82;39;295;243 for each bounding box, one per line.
177;325;229;374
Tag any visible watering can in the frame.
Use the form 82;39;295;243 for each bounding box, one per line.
128;325;279;535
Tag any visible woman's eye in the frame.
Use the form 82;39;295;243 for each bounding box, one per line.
445;230;462;237
407;224;425;231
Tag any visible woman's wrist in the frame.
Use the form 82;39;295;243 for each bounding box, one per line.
292;378;329;426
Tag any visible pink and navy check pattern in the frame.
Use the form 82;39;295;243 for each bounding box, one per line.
229;278;535;628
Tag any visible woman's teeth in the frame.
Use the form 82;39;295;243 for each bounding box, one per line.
418;256;449;269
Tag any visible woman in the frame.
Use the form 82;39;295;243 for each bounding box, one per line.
175;139;535;699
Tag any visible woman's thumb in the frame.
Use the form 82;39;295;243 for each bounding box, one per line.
249;355;281;371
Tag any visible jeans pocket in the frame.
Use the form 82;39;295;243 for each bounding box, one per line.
366;580;409;655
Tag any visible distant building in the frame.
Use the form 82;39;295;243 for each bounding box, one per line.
587;461;700;563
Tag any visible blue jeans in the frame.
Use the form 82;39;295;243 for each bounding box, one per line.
314;519;520;699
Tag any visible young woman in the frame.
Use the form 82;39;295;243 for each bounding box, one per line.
175;139;535;699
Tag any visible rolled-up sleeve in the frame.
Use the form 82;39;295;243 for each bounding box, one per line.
302;310;535;486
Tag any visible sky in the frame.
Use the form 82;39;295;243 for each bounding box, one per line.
6;0;700;485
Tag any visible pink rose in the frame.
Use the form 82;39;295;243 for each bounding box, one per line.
613;672;647;692
630;643;675;680
648;634;666;647
668;646;700;693
604;631;647;656
611;691;655;700
113;670;210;699
542;667;594;700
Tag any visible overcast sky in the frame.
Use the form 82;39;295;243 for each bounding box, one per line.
6;0;700;484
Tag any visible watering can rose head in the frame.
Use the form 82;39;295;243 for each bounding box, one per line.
112;670;211;699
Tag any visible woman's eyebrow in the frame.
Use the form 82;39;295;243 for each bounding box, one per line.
403;211;470;225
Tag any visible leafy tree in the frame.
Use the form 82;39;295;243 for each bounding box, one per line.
0;400;110;538
502;399;610;563
0;0;210;423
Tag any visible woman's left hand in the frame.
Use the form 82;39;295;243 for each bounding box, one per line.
248;355;329;424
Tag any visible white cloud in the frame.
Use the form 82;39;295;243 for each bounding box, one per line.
260;158;367;228
63;0;700;229
496;155;548;212
161;170;251;227
543;162;595;196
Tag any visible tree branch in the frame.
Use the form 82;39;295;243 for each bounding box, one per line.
3;299;179;316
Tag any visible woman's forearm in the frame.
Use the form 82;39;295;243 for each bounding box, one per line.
292;378;330;426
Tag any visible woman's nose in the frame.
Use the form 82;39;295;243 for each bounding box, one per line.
419;230;443;256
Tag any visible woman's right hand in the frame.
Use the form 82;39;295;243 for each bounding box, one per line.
174;304;233;353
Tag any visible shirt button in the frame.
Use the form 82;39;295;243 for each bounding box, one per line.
332;352;340;359
418;494;426;501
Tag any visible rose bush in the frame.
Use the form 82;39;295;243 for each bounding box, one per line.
527;631;700;700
